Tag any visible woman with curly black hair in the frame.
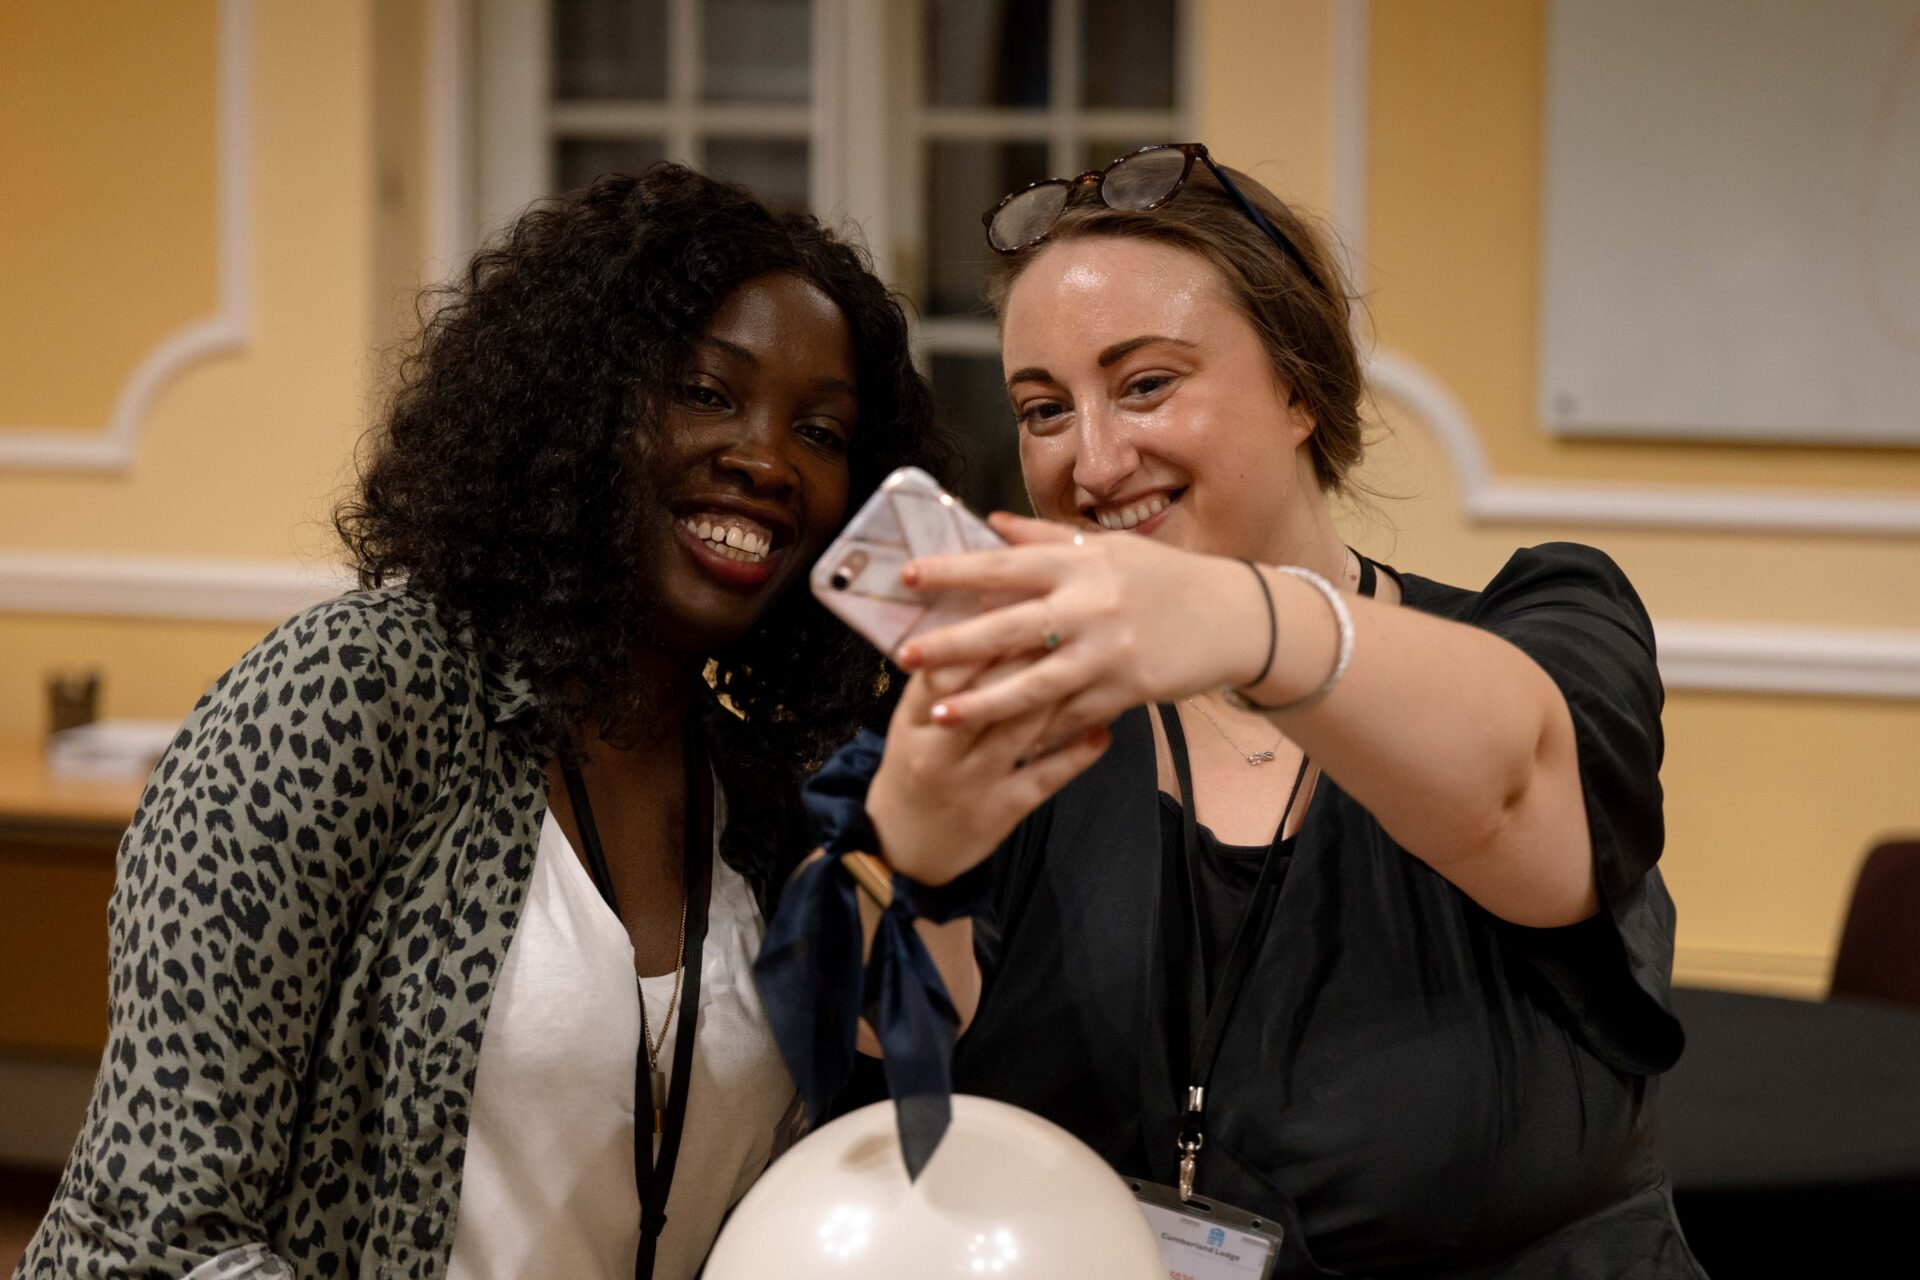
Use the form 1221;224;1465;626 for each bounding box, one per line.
22;164;955;1280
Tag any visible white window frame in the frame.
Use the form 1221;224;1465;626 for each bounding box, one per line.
469;0;854;244
894;0;1193;361
441;0;1191;365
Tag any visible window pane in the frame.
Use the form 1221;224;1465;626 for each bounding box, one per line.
926;140;1050;317
703;0;811;103
555;137;667;193
705;137;811;214
1081;0;1176;109
931;354;1029;516
553;0;668;100
926;0;1051;108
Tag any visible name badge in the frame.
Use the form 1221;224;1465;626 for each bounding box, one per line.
1131;1181;1282;1280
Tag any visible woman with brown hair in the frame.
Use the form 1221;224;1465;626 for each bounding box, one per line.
799;145;1702;1277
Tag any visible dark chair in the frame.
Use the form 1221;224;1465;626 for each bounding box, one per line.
1829;838;1920;1009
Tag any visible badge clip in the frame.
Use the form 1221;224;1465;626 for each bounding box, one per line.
1178;1084;1206;1201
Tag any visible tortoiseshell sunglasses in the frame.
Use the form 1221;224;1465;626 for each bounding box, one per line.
981;142;1326;295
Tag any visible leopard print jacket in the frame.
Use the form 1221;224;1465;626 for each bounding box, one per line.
21;588;560;1279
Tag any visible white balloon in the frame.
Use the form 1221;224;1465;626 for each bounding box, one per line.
705;1094;1163;1279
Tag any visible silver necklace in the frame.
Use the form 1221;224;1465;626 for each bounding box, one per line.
1185;697;1284;766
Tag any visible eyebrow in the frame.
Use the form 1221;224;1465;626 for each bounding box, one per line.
696;336;856;400
1097;334;1195;367
695;335;758;365
1005;334;1198;392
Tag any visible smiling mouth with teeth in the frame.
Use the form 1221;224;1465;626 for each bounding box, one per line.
681;513;775;563
1089;490;1181;531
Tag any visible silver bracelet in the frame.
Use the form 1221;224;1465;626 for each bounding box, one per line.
1221;565;1353;713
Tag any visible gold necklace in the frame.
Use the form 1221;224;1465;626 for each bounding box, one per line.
637;891;688;1134
1185;697;1284;766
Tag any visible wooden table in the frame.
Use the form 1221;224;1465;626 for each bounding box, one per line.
0;740;144;1056
0;741;146;857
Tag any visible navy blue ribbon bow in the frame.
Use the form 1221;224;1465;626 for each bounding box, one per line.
753;730;991;1179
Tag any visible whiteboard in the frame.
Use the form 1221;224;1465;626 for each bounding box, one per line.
1539;0;1920;445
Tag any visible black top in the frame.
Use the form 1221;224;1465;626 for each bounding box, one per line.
1162;792;1295;1003
953;544;1702;1278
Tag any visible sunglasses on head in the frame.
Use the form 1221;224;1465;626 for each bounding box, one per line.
981;142;1327;295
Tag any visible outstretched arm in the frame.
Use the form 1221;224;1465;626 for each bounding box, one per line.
898;517;1608;928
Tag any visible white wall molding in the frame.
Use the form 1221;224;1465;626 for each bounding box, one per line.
1656;619;1920;700
3;547;1918;697
1369;348;1920;702
0;552;352;624
1333;0;1920;539
0;0;251;474
1368;351;1920;536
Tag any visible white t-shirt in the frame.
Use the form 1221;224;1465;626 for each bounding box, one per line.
446;793;796;1280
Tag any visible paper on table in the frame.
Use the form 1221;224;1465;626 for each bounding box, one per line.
45;718;181;781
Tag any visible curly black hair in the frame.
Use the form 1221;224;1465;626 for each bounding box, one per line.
336;164;958;897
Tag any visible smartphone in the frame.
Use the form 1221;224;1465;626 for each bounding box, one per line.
811;466;1005;659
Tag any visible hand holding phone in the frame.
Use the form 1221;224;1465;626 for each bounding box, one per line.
810;467;1006;660
818;471;1113;885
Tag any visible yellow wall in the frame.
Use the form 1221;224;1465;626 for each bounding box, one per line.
0;1;424;1060
1195;0;1336;217
1200;0;1920;996
0;2;219;431
0;2;419;741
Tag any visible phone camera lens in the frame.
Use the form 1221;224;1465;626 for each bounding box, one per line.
829;569;853;591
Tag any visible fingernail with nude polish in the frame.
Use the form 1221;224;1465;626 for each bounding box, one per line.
930;702;955;724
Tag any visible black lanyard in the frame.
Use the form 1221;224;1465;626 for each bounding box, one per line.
558;723;713;1280
1158;553;1377;1201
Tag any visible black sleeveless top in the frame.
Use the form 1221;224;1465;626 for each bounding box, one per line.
1164;791;1293;1003
951;544;1702;1278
